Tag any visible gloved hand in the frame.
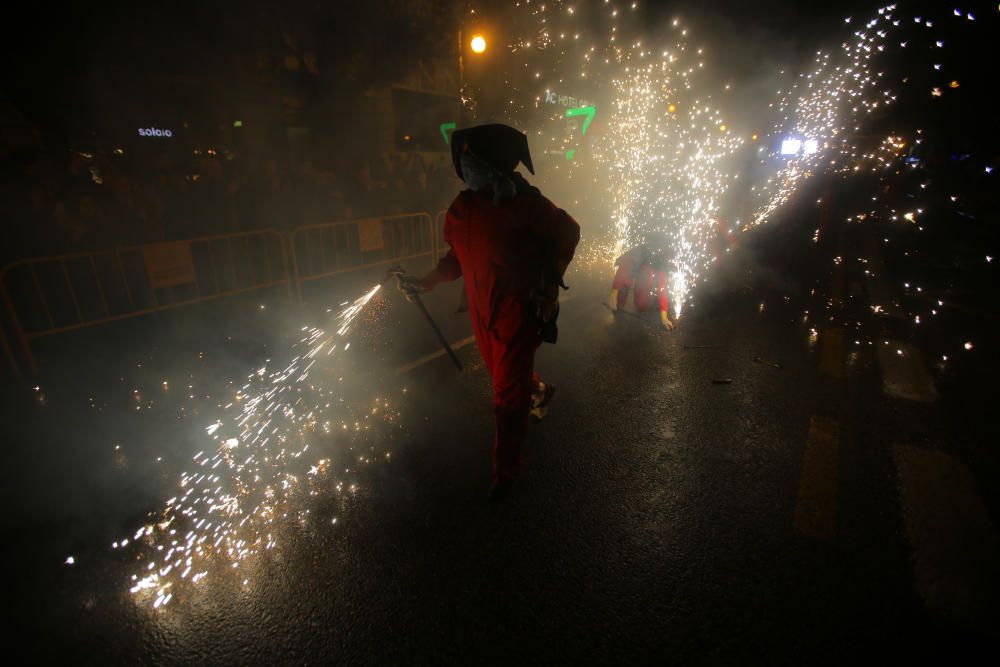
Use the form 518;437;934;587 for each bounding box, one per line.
660;310;675;330
396;274;426;303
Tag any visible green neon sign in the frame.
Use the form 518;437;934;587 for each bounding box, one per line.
440;122;457;144
565;105;596;135
564;105;596;160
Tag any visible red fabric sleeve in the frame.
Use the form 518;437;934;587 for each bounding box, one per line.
657;270;670;313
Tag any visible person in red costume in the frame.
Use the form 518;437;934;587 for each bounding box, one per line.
397;124;580;498
609;244;675;330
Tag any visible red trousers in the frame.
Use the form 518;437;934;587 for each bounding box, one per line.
472;307;542;483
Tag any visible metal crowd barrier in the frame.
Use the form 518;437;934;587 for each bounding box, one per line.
1;323;20;383
290;212;436;301
1;229;289;373
1;211;451;378
434;209;448;259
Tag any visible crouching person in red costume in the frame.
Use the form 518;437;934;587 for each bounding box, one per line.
610;242;675;330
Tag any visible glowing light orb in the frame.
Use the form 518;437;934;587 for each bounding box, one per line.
780;138;802;155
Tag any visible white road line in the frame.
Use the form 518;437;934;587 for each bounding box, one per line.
894;445;999;628
818;327;845;378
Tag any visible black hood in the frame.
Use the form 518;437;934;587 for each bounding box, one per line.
451;124;535;181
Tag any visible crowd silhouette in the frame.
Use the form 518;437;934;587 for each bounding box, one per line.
2;145;457;264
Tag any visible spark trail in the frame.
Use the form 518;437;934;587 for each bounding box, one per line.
748;4;904;228
123;284;388;609
491;2;984;316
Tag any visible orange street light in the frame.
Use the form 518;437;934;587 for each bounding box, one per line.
470;35;487;54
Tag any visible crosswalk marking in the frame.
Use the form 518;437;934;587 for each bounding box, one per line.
893;445;999;627
794;416;840;542
818;327;845;378
876;341;938;403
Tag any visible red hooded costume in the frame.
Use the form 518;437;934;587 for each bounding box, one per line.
432;187;579;482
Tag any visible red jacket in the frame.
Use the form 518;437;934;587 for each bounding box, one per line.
436;189;580;334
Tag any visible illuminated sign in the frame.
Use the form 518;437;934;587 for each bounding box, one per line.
803;139;819;154
138;127;173;138
544;90;593;109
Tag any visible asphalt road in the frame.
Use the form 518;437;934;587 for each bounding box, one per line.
2;223;997;664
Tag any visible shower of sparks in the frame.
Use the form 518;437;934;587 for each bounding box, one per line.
744;2;977;227
492;1;989;317
601;49;744;315
746;14;890;227
739;3;992;366
122;284;389;608
494;1;743;313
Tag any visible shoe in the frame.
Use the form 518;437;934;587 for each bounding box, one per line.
488;478;514;501
531;382;556;407
530;383;556;423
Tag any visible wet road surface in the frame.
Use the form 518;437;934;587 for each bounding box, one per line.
2;232;997;664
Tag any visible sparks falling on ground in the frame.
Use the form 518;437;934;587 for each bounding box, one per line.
123;284;389;609
745;3;993;370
